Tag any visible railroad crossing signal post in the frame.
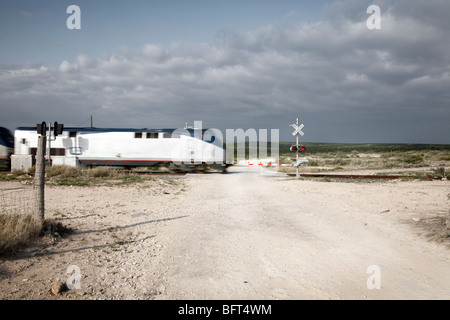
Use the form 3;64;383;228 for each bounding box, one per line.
290;118;304;180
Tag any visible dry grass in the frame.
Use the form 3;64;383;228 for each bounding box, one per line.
408;214;450;249
46;165;82;178
0;187;39;254
44;165;146;186
0;215;73;255
278;149;450;177
85;166;116;178
0;214;41;255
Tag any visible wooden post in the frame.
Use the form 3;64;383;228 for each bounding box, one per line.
296;118;299;180
34;135;46;224
447;210;450;238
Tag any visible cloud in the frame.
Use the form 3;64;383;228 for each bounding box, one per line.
1;0;449;143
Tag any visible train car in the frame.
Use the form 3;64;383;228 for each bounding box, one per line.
11;126;229;172
0;127;14;171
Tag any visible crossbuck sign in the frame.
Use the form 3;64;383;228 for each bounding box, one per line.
290;122;304;136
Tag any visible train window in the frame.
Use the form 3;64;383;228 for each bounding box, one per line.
69;131;77;138
50;148;66;156
146;132;158;139
31;148;65;156
160;133;180;138
22;138;26;144
134;132;143;138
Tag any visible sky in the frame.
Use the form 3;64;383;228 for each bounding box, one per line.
0;0;449;143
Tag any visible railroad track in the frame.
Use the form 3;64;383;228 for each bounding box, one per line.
128;169;448;180
129;171;447;181
125;171;187;176
286;173;448;180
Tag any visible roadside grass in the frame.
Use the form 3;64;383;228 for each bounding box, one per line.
43;165;153;186
0;169;33;182
272;143;450;178
0;165;164;186
0;214;41;255
230;141;449;179
0;214;74;255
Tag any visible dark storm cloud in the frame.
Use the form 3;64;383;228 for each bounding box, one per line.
0;0;449;143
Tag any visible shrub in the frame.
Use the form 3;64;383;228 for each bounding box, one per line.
325;159;350;166
85;167;115;178
306;160;320;167
46;165;81;178
402;154;424;164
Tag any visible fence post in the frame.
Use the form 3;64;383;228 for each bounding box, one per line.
34;135;46;224
447;210;450;238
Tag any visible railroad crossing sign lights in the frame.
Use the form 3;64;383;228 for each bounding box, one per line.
36;121;64;166
36;121;64;136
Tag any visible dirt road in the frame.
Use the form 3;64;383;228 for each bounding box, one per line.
1;166;449;299
157;166;449;299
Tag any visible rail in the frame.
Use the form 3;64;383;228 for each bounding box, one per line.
286;173;448;180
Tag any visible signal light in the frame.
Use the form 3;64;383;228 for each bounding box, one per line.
36;122;47;135
54;122;64;136
290;145;306;152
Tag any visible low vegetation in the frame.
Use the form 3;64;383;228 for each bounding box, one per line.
0;165;157;186
278;143;450;177
0;214;41;254
0;214;74;255
223;141;450;179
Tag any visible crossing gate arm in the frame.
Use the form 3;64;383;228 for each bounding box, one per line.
246;159;308;167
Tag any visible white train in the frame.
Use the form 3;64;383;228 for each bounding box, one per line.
0;127;14;170
11;126;229;172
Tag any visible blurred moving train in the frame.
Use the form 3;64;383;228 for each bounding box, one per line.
0;127;14;171
10;125;229;172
